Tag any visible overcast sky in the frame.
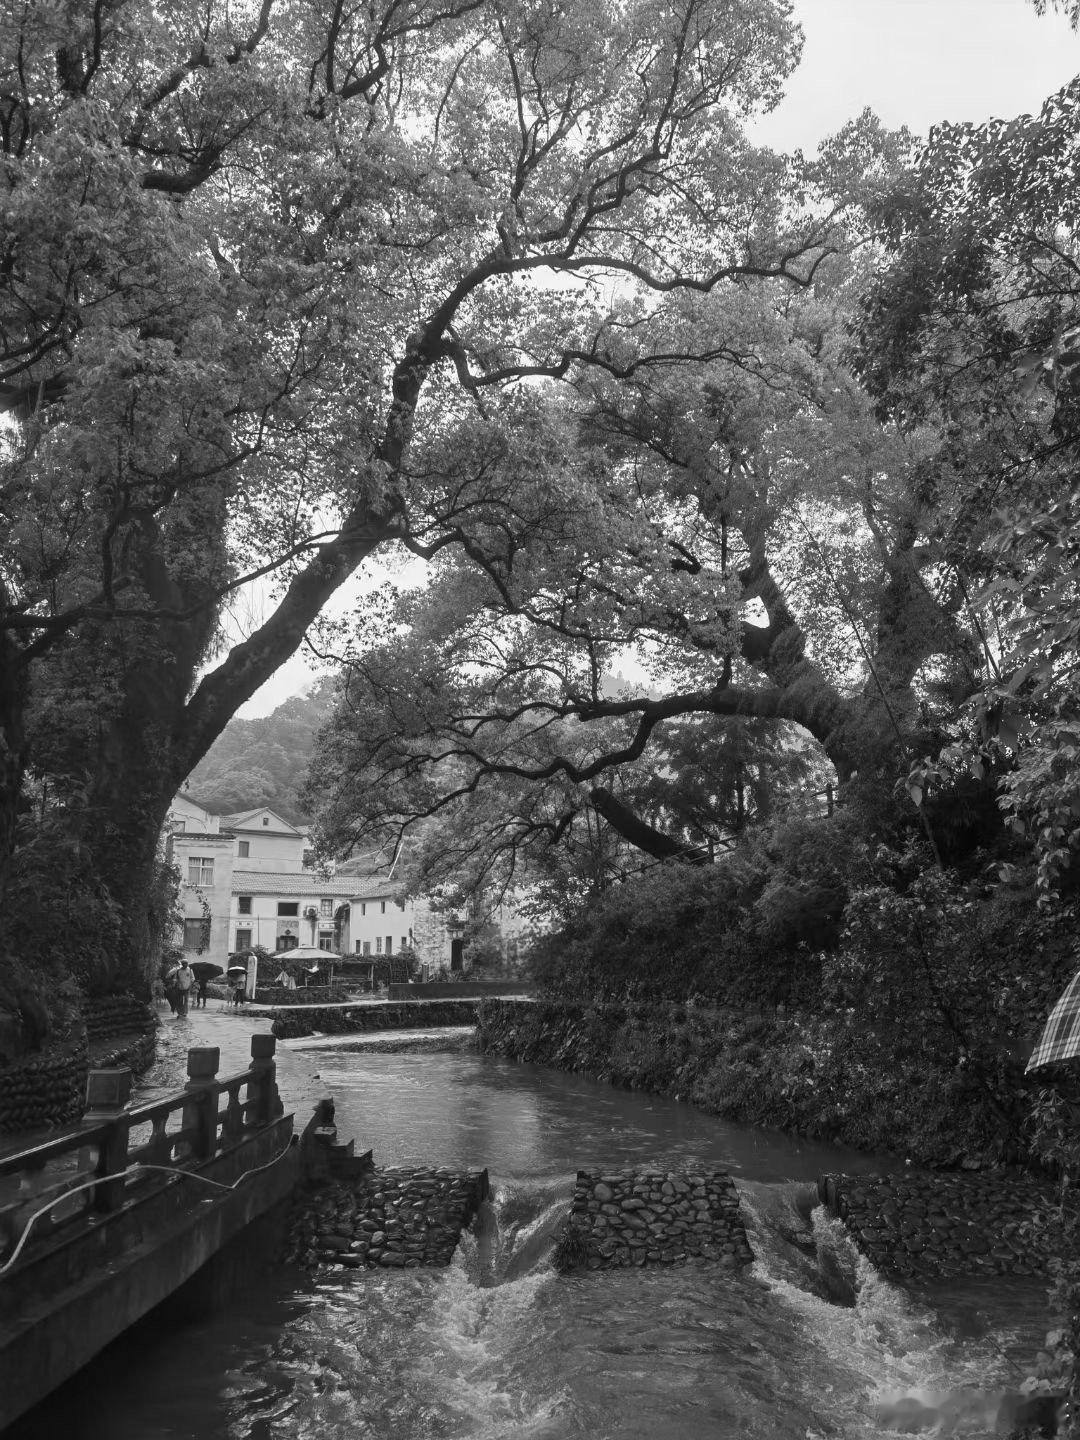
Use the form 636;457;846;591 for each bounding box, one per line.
235;0;1080;718
753;0;1079;151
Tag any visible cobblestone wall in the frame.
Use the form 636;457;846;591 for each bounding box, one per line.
0;1042;87;1134
818;1170;1055;1280
556;1168;754;1271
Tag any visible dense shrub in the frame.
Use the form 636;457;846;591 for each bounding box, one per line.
530;812;877;1009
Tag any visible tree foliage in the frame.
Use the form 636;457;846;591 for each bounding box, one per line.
2;0;844;1015
855;73;1080;893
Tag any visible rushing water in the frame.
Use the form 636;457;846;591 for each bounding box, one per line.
8;1019;1052;1440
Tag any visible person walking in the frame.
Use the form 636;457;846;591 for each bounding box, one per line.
176;960;194;1016
194;973;209;1009
163;968;180;1015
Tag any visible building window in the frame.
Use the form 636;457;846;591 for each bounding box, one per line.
401;937;407;951
276;934;298;951
380;901;386;914
237;895;252;915
363;941;371;955
183;918;207;951
375;937;382;953
187;857;214;886
236;928;252;951
262;817;270;826
277;902;299;917
360;903;366;915
398;899;406;911
238;840;250;858
385;935;393;954
173;819;186;833
318;931;334;950
320;898;333;917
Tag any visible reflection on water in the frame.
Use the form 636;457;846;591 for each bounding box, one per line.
8;1046;1052;1440
308;1049;907;1184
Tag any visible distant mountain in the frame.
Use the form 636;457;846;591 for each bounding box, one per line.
184;677;338;822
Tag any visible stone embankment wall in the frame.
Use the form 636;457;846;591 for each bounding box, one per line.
0;1042;86;1134
87;996;157;1074
387;982;533;1000
557;1168;754;1271
818;1170;1055;1280
0;996;156;1135
283;1165;489;1268
271;999;481;1040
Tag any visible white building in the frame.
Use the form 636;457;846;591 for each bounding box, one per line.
164;796;458;972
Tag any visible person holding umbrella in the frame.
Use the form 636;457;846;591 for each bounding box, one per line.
188;960;223;1008
227;962;248;1010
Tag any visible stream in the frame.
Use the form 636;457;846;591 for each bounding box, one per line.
6;1016;1052;1439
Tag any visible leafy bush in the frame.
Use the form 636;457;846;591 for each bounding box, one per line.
531;812;874;1008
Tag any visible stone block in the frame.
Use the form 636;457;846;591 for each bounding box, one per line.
84;1069;132;1112
186;1047;220;1081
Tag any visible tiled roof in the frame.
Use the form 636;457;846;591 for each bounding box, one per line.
230;870;360;897
348;876;404;900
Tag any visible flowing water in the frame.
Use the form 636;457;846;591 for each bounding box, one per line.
7;1023;1052;1440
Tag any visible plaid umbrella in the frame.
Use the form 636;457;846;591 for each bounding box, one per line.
1026;969;1080;1071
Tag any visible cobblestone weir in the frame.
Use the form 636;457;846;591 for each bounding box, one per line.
282;1166;489;1269
818;1170;1057;1280
557;1168;754;1271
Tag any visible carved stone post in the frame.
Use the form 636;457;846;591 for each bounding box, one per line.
84;1068;132;1214
250;1034;283;1125
183;1047;220;1160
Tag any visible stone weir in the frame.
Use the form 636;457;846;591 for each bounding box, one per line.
283;1166;489;1269
283;1102;489;1269
818;1170;1056;1280
271;999;481;1041
556;1168;754;1271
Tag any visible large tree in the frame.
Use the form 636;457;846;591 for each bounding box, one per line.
306;64;1080;899
2;0;845;1009
305;230;989;892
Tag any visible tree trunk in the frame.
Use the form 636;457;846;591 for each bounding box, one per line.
590;786;711;865
0;634;27;910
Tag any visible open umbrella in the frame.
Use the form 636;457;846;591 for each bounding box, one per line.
189;961;223;982
1026;969;1080;1072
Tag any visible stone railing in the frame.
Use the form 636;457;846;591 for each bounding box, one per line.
0;1035;283;1267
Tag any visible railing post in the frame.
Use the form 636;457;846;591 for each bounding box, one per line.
250;1034;283;1126
184;1047;220;1160
84;1069;132;1213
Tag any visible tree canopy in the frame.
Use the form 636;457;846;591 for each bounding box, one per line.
2;0;859;1014
304;66;1080;917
